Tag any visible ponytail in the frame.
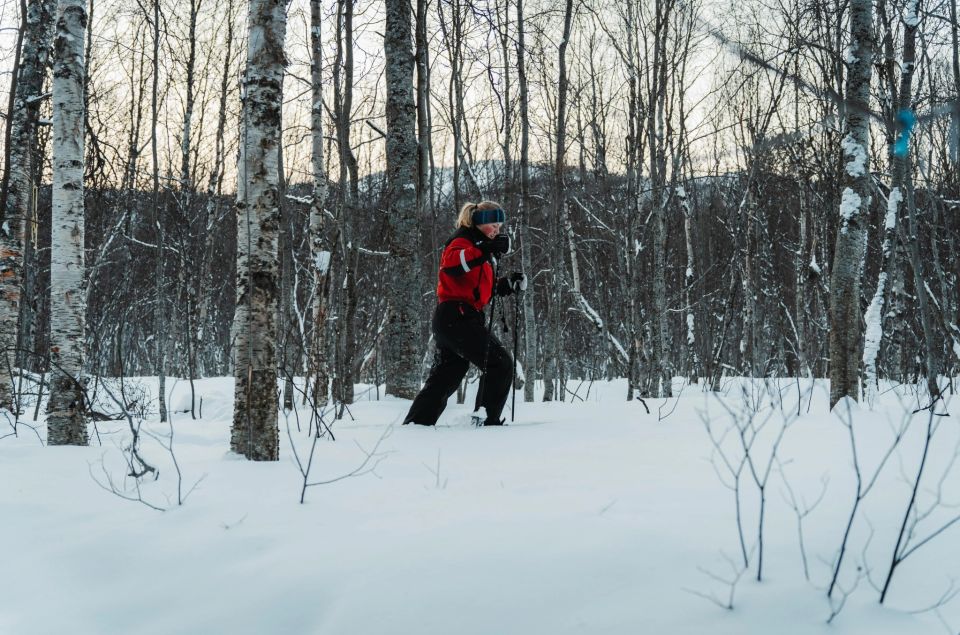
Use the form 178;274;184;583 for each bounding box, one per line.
456;202;477;228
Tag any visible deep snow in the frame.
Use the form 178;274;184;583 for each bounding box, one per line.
1;376;958;635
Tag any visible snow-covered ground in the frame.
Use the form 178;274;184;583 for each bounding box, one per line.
1;376;958;635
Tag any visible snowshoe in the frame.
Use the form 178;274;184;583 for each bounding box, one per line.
471;415;505;427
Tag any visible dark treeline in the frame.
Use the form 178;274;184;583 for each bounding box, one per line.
16;151;959;397
3;0;960;432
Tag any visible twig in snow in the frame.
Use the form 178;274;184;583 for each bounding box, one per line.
826;565;865;625
422;449;448;489
683;551;749;610
778;458;828;582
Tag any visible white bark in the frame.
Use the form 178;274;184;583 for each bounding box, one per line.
680;186;699;382
829;0;873;408
230;0;286;460
0;0;56;410
863;188;900;406
47;0;87;446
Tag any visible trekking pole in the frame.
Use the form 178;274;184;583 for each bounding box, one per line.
511;290;520;422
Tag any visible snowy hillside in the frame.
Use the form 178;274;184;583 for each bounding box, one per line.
1;377;958;635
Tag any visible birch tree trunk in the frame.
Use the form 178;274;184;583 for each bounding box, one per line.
230;0;286;460
897;1;940;401
309;0;330;404
542;0;574;402
794;71;811;379
47;0;87;446
0;0;56;410
680;186;699;383
150;0;167;422
622;0;642;400
829;0;873;408
383;0;421;398
278;123;295;410
516;0;536;403
179;0;200;401
739;189;757;376
648;0;673;397
864;0;918;406
903;183;941;401
330;0;357;408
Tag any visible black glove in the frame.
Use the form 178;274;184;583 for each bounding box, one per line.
508;272;527;292
478;234;510;257
495;271;527;297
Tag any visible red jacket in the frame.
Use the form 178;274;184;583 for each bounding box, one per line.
436;227;495;310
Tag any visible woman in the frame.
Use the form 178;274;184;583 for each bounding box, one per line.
402;200;526;427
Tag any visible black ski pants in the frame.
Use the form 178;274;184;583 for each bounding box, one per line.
403;301;513;426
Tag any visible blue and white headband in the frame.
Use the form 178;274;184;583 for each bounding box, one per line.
472;207;505;226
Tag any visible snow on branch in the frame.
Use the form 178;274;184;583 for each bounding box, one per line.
568;289;628;364
570;196;615;234
285;193;313;205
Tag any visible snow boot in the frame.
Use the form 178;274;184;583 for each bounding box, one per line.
471;414;505;427
402;417;434;426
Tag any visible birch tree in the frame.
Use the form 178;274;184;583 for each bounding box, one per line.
542;0;575;402
47;0;88;446
230;0;286;460
309;0;330;403
647;0;673;397
177;0;201;411
863;0;918;406
278;110;295;411
383;0;421;398
150;0;168;422
332;0;358;407
828;0;873;408
0;0;57;411
516;0;536;402
890;2;941;402
620;0;644;399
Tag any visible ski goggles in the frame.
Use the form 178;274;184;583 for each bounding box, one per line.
472;207;506;226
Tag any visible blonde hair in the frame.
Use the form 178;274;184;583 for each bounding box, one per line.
456;200;502;228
